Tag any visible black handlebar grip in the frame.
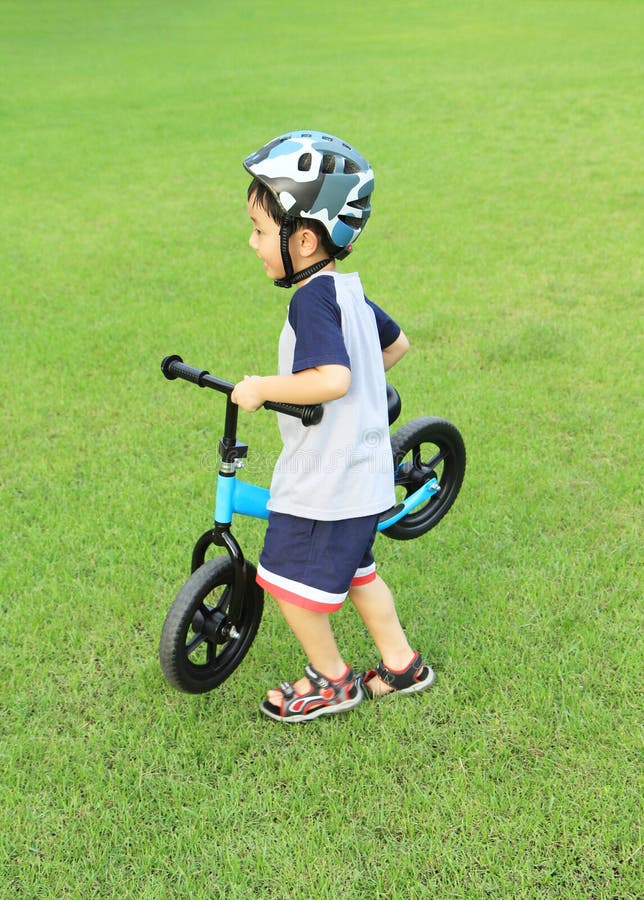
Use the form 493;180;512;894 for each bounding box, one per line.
161;355;322;424
263;400;323;426
161;355;181;379
161;355;203;383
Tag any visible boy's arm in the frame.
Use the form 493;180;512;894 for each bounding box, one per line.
232;364;351;412
382;329;410;371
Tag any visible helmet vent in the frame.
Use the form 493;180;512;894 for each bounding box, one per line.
343;159;361;175
339;215;361;229
298;153;312;172
321;153;336;174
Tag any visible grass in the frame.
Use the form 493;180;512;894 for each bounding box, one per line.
1;0;642;896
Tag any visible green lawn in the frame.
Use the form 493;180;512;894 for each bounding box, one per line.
1;1;641;897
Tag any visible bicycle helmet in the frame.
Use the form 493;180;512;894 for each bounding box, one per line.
244;130;374;287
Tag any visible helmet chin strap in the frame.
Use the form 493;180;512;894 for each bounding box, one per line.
273;217;333;289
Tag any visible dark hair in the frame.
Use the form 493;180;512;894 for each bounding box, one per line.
247;178;338;256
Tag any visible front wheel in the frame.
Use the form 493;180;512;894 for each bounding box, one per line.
383;417;466;541
159;557;264;693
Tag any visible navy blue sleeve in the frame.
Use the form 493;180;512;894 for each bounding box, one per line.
288;278;351;373
365;297;401;349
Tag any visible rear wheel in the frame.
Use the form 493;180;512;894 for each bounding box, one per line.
383;417;466;540
159;557;263;693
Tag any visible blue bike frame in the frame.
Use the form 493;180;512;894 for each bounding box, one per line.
213;466;440;532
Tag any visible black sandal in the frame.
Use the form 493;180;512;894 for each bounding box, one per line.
361;652;435;699
260;664;363;722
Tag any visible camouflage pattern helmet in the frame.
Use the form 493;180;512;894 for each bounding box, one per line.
243;130;374;251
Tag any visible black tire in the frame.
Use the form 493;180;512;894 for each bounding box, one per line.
383;417;466;540
159;557;263;693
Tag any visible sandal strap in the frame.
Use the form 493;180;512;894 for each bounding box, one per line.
279;681;295;699
375;652;426;690
275;666;354;705
304;663;354;698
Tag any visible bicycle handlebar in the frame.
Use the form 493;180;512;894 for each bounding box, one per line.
161;355;323;426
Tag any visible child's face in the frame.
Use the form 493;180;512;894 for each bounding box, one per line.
247;194;285;281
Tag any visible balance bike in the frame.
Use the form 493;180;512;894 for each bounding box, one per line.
158;355;466;693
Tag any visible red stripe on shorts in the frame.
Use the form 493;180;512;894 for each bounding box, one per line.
256;571;345;613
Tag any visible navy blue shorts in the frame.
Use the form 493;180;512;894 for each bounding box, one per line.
256;511;380;612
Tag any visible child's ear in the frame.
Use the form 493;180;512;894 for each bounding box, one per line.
297;227;321;258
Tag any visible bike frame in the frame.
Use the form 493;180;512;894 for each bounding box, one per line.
213;466;440;533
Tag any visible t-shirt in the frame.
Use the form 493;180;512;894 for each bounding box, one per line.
267;271;399;521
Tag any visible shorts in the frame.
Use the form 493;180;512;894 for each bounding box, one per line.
256;511;380;613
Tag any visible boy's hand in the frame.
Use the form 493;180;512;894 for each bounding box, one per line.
231;375;265;412
233;365;350;411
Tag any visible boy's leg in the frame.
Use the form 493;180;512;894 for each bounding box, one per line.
349;574;416;697
266;594;348;704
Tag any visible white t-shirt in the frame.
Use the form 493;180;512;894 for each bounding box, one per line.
267;271;400;521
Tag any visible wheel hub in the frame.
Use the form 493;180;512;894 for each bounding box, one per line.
192;607;238;644
398;461;437;494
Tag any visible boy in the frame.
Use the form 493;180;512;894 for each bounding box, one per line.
231;131;434;722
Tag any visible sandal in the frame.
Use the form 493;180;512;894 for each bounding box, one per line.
260;664;363;723
360;651;435;699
